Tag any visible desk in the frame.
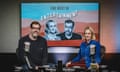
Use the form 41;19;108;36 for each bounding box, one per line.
14;65;112;72
44;66;86;72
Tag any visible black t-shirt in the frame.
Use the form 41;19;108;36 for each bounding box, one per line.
57;32;82;40
17;35;48;68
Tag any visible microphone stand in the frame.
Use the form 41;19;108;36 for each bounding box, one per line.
90;46;99;72
91;55;95;63
24;42;33;71
90;55;96;72
24;52;32;69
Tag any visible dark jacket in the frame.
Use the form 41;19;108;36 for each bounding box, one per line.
17;35;48;68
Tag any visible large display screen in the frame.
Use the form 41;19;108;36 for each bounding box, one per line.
21;2;99;64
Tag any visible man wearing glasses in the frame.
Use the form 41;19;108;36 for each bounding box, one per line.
17;21;48;71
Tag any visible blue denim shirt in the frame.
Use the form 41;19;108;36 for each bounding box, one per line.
72;40;101;68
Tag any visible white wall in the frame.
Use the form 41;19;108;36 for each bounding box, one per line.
0;0;20;53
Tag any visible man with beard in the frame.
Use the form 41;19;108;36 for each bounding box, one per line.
17;21;48;71
57;19;82;40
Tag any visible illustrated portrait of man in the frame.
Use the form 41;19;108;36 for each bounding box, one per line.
57;19;82;40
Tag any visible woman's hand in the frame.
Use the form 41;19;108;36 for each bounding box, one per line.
89;63;99;69
66;61;72;67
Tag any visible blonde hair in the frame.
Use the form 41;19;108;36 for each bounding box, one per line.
83;26;96;40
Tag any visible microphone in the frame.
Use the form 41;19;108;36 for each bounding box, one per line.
24;42;32;69
90;44;96;63
90;45;95;55
24;42;30;53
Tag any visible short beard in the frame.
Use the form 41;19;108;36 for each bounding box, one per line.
33;36;37;40
32;34;38;40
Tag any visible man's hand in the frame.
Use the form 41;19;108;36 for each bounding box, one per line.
35;66;39;70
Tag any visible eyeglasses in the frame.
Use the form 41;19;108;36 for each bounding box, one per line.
31;27;40;30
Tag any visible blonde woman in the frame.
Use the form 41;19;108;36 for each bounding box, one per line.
66;26;101;69
44;20;61;40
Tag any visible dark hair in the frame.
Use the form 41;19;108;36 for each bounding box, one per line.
46;20;55;29
65;19;75;27
30;21;41;29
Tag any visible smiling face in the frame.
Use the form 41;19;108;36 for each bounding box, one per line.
84;29;92;41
